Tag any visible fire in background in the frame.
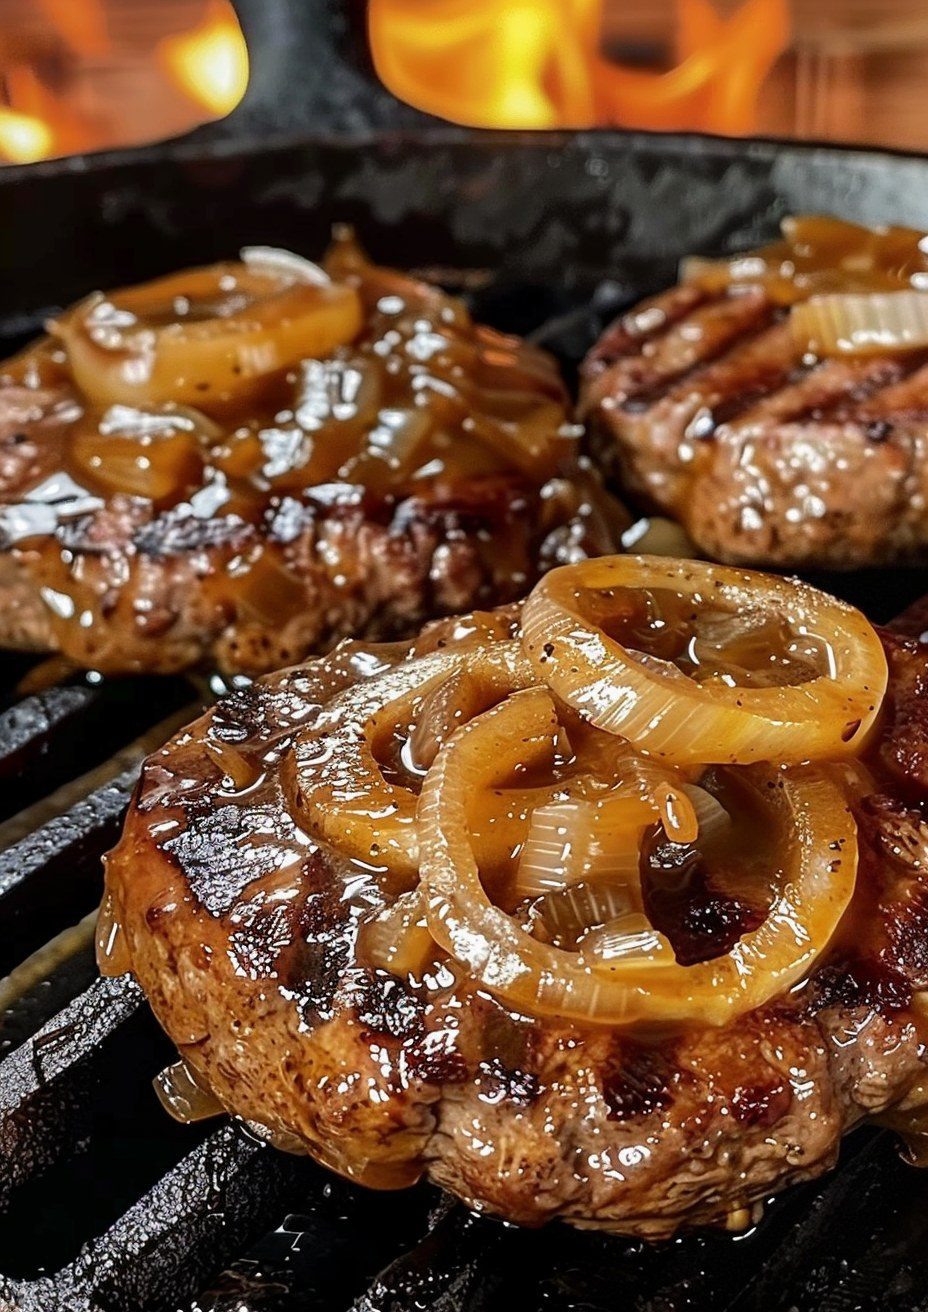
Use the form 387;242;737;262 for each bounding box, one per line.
369;0;928;147
0;0;247;163
3;0;928;159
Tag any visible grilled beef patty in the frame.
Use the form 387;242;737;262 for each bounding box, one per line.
0;242;626;675
101;604;928;1237
581;282;928;568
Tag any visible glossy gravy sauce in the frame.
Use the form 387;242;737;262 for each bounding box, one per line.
98;595;928;1186
0;239;621;672
684;215;928;305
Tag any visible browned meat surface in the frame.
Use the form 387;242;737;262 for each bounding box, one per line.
102;606;928;1237
581;282;928;568
0;241;626;675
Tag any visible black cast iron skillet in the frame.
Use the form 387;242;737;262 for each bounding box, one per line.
0;4;927;1308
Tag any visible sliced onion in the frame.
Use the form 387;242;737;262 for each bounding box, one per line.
240;245;331;285
406;642;535;771
681;217;928;306
418;689;858;1027
69;403;215;502
538;880;639;945
683;782;732;847
359;889;436;977
51;256;362;411
579;913;673;970
791;291;928;358
289;649;463;882
521;555;887;766
515;794;653;897
289;642;533;883
154;1058;223;1125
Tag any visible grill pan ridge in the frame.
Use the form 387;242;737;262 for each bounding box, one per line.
2;4;928;1306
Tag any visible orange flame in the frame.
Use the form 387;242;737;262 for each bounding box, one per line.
368;0;791;134
0;107;55;164
158;0;249;119
0;65;68;163
33;0;111;59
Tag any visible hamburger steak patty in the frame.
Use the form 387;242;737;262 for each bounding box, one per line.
0;238;626;675
581;278;928;569
101;601;928;1237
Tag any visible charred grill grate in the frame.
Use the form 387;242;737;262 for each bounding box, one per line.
0;272;928;1312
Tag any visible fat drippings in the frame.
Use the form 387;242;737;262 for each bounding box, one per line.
95;890;132;978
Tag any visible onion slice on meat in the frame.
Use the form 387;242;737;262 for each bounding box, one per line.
791;291;928;358
521;555;887;765
418;688;858;1027
359;888;437;977
288;641;534;883
51;249;362;411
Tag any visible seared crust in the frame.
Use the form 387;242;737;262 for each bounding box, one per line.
102;618;928;1236
3;472;610;674
582;284;928;568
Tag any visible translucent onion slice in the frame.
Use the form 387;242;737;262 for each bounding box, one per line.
515;794;653;897
538;880;639;945
681;217;928;305
683;783;732;848
51;250;362;411
359;889;436;977
289;641;533;882
153;1058;223;1125
406;644;535;772
579;913;673;971
791;291;928;358
289;649;464;882
418;689;858;1027
521;555;887;766
70;403;216;502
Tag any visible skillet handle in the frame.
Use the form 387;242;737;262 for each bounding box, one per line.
197;0;437;140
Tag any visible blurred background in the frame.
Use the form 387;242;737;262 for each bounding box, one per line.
0;0;926;163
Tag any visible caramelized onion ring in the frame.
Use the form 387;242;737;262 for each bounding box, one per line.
289;642;534;883
418;689;858;1027
51;248;362;411
521;555;887;765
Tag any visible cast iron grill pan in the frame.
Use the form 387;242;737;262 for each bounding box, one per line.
3;5;928;1304
0;267;924;1312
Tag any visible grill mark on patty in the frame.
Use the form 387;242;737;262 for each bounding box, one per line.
602;292;928;436
732;356;898;430
618;292;778;412
854;357;928;424
621;313;790;422
161;798;305;917
584;283;709;376
791;352;928;426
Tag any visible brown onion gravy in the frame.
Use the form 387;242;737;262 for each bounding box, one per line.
0;237;625;672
